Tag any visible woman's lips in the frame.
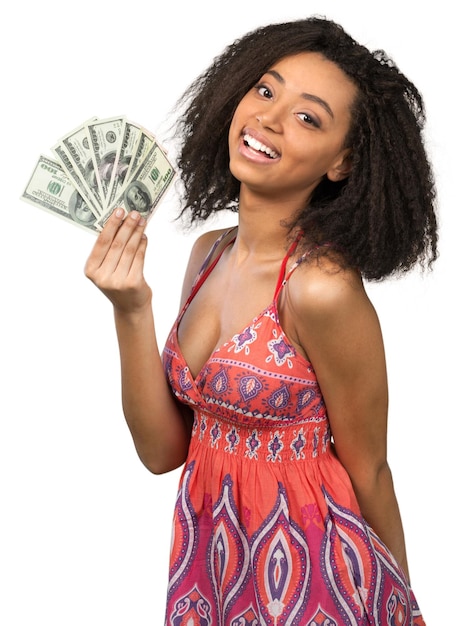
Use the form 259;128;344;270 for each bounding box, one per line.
240;129;280;161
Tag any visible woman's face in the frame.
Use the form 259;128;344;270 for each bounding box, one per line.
228;52;357;205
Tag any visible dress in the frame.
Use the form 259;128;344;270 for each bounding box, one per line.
163;230;425;626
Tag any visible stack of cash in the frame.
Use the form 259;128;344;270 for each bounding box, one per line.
21;116;175;233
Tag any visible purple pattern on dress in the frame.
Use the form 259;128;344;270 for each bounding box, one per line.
239;376;263;402
210;368;229;394
169;586;212;625
231;326;258;354
162;229;426;626
267;334;295;367
208;475;251;623
266;384;291;412
245;431;261;460
267;431;284;463
290;428;307;460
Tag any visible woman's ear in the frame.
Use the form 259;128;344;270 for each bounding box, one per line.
326;149;352;182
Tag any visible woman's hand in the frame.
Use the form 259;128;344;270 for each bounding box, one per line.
85;207;191;473
84;208;151;313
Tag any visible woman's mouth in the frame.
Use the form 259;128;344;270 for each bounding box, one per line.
243;133;280;159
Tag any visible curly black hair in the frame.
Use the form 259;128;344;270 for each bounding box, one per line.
173;16;438;280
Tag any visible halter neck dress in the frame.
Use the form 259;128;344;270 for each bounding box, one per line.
162;229;425;626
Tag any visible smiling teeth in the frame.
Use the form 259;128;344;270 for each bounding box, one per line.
243;134;279;159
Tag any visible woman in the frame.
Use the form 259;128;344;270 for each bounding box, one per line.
85;16;437;625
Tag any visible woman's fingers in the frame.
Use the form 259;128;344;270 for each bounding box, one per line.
127;231;149;283
85;209;146;280
104;210;147;277
85;208;126;272
84;208;151;312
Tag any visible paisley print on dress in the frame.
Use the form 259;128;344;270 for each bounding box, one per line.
163;230;426;625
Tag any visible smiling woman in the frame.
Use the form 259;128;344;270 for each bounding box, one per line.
227;53;356;207
85;15;437;626
176;18;436;280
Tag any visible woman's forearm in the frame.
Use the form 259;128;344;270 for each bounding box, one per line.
84;210;192;474
351;462;410;582
114;304;192;474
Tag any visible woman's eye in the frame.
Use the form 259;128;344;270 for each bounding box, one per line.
297;112;321;128
256;84;272;99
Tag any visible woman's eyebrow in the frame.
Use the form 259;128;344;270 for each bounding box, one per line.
266;69;334;118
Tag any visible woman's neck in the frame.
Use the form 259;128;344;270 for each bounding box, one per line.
234;188;304;259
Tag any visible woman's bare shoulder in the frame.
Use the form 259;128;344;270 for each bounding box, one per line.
288;256;369;319
282;255;383;360
190;228;232;258
179;227;236;307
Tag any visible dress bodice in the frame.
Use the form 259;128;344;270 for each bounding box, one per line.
163;229;332;461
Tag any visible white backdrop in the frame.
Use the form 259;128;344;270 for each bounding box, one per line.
1;1;468;624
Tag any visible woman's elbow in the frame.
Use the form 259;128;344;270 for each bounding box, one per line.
137;448;188;475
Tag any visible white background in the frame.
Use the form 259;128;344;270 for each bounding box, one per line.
1;1;469;624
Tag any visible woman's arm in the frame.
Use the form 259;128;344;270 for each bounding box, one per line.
85;208;192;474
287;263;411;581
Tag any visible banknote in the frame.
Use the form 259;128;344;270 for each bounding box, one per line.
22;116;175;233
107;120;143;209
97;138;175;228
86;116;125;207
52;118;103;215
21;155;100;233
52;142;103;218
126;126;156;181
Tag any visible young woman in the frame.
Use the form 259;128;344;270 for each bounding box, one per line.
85;16;437;625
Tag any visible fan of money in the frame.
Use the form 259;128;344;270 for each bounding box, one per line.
21;116;175;233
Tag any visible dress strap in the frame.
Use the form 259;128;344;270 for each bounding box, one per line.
272;231;305;299
178;227;237;321
272;234;335;300
193;227;237;287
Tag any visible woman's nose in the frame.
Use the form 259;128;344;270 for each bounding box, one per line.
255;107;284;132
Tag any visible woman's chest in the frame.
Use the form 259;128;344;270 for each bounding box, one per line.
177;265;281;379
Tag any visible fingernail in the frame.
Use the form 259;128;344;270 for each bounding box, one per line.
115;208;124;218
130;211;140;220
139;217;146;226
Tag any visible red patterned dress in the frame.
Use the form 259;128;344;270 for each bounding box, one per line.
163;230;425;625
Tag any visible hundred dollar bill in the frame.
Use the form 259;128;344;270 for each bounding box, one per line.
21;155;100;233
86;115;125;208
97;140;175;228
126;126;155;182
52;142;102;218
107;120;143;209
52;118;103;215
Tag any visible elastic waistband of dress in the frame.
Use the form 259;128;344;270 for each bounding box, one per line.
190;409;332;463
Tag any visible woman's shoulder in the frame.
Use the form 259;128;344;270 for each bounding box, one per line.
283;256;383;368
179;227;237;307
190;227;234;257
286;255;376;330
188;226;237;271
